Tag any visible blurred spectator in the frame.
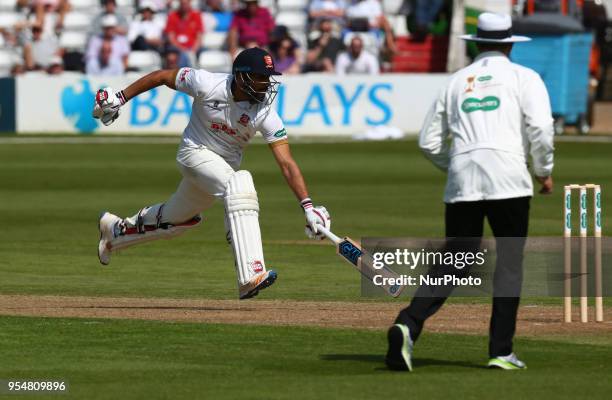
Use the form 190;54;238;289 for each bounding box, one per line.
402;0;446;41
270;25;301;62
142;0;173;12
308;0;346;25
335;35;379;74
202;0;234;32
46;55;64;74
86;14;129;71
11;64;27;76
129;1;164;51
164;0;204;67
33;0;69;36
271;37;301;74
202;0;235;11
16;0;31;11
346;0;396;55
3;2;32;48
86;39;125;75
304;18;344;72
92;0;130;37
163;48;180;68
346;0;383;29
228;0;275;58
23;23;64;72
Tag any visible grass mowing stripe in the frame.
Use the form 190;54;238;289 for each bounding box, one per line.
0;141;610;301
0;316;610;400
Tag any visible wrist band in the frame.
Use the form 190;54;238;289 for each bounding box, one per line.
300;198;313;210
116;90;128;105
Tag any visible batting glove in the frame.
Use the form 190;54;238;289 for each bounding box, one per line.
92;87;127;126
301;198;331;240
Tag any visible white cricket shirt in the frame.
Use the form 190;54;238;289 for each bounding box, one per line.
335;50;380;75
419;51;555;203
175;68;287;168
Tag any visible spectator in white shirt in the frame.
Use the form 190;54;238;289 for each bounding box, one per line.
23;23;63;71
86;38;125;75
86;14;130;71
335;36;379;75
91;0;130;37
308;0;346;25
345;0;396;55
346;0;383;29
129;1;165;51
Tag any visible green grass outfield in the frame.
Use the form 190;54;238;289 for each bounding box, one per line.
0;139;611;399
0;139;610;300
1;316;611;400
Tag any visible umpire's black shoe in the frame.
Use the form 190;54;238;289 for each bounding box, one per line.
385;324;413;371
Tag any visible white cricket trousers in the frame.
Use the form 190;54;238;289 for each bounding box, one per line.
124;142;237;227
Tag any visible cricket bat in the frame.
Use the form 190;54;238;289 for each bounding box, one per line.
317;226;404;298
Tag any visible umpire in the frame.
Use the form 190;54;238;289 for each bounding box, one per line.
386;13;555;371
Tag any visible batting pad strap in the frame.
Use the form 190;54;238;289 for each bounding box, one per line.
111;216;201;251
225;193;259;213
224;170;266;286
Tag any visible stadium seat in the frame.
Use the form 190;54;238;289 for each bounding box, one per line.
383;0;403;14
115;0;133;7
128;50;162;72
290;30;307;50
277;0;308;12
259;0;277;14
202;12;232;32
63;12;93;31
118;7;136;17
275;12;306;32
60;31;88;50
202;12;218;32
0;48;18;76
391;36;449;73
115;0;135;16
0;12;20;29
69;0;99;11
198;50;231;72
0;0;16;11
202;31;227;50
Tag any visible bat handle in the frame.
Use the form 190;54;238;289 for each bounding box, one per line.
316;225;342;244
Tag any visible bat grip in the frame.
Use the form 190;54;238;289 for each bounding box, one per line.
316;225;342;244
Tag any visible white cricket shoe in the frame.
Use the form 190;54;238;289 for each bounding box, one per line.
488;353;527;370
98;211;121;266
239;270;278;300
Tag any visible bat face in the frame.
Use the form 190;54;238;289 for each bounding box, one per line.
336;237;404;298
338;239;363;266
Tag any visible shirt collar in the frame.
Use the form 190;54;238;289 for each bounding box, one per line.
474;51;509;62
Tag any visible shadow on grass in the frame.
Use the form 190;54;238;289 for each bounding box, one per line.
320;354;485;370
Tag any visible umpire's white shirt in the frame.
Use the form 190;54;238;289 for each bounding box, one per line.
419;51;555;203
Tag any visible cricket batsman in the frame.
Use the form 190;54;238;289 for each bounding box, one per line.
94;47;330;300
